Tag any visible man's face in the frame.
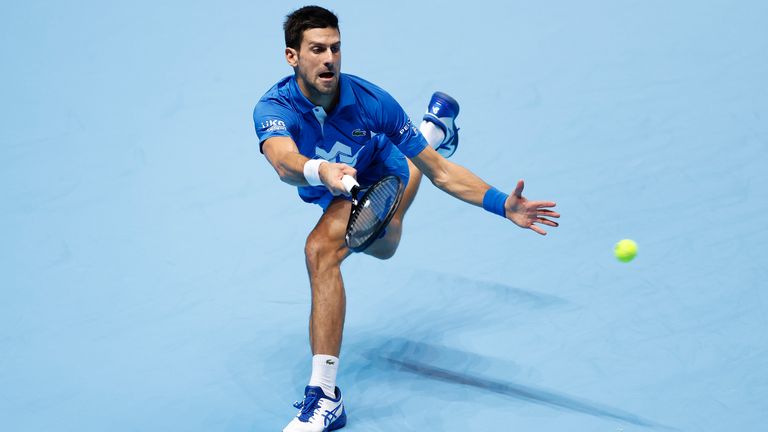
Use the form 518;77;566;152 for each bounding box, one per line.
286;27;342;101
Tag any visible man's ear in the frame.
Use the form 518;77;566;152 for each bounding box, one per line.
285;47;298;68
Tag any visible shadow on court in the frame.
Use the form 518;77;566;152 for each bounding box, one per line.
365;339;673;430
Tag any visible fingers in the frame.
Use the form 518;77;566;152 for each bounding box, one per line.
338;164;357;177
338;166;357;196
530;218;559;235
537;217;559;227
537;209;560;218
530;225;547;235
530;201;559;219
320;163;357;196
512;179;525;198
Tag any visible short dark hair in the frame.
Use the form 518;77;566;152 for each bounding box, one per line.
283;5;339;49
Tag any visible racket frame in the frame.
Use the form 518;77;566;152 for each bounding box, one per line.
344;175;404;252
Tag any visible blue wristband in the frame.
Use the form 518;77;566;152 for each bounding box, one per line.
483;187;508;217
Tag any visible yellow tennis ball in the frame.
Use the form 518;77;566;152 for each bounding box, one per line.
614;239;638;263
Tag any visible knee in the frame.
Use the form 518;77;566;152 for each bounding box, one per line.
364;219;402;260
305;231;346;270
368;246;397;261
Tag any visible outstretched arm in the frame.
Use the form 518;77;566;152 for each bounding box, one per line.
410;146;560;235
262;136;356;196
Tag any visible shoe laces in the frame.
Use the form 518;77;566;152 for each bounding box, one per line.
293;393;321;421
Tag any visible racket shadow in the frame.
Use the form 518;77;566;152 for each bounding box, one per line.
362;338;674;430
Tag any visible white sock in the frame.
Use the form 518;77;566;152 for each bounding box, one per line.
420;120;445;149
308;354;339;398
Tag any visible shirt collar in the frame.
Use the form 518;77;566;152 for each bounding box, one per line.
336;74;356;111
290;73;355;114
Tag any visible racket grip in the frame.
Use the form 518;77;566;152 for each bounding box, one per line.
341;175;359;195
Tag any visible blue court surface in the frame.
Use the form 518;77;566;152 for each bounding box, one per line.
2;1;767;431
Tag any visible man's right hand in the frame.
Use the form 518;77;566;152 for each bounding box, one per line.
319;162;357;196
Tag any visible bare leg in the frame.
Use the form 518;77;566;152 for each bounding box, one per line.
304;198;353;356
363;159;423;260
304;157;424;352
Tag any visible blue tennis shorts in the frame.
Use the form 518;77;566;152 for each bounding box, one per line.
298;139;410;212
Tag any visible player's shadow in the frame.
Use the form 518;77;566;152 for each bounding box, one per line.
356;338;671;429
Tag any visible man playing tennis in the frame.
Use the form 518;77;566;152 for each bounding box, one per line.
253;6;560;431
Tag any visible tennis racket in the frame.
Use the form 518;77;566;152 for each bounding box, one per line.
341;174;404;252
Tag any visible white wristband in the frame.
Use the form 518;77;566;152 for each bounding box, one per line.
303;159;328;186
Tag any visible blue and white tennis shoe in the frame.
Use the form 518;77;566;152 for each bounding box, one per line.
283;386;347;432
423;91;461;158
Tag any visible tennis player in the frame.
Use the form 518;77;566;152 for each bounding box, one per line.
253;6;560;431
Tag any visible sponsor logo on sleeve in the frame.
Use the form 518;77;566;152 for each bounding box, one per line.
398;118;419;136
260;119;287;133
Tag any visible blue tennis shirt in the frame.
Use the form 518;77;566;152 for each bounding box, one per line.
253;74;428;203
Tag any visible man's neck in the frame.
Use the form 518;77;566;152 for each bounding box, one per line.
296;78;338;112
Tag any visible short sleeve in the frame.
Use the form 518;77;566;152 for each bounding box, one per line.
373;92;428;158
253;99;299;153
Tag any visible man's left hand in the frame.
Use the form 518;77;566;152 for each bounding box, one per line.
504;180;560;235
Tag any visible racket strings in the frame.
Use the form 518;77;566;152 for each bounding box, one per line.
347;177;400;249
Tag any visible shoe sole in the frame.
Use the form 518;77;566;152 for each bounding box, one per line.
327;408;347;431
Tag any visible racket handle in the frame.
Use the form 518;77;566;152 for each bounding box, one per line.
341;175;360;195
